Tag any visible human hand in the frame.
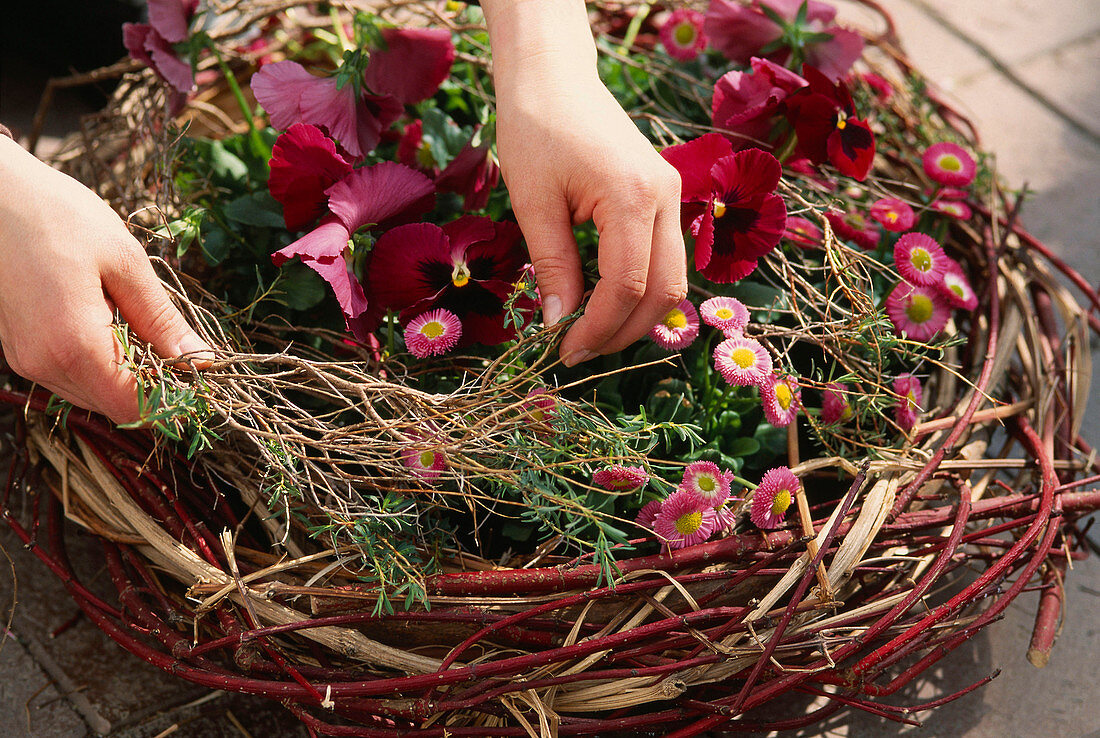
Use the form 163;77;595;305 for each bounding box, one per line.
483;0;687;366
0;136;211;424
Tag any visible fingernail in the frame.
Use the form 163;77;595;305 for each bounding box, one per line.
178;334;215;366
543;295;563;327
563;349;596;367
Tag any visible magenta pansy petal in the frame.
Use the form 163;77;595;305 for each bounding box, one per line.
273;216;350;266
251;61;325;131
826;117;875;181
805;28;864;81
268;123;353;231
147;0;197;43
326;161;435;234
122;23;156;69
661;133;734;203
364;27;456;106
436;132;500;211
712;148;783;202
441;213;500;252
704;0;781;63
693;206;716;272
305;252;369;320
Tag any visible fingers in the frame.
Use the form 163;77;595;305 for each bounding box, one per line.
560;172;686;366
101;241;212;365
513;193;585;329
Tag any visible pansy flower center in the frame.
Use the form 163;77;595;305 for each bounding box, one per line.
416;141;436;169
675;511;704;535
664;308;688;330
419;450;436;467
731;347;756;368
775;383;793;410
771;489;792;516
938;154;962;172
886;210;899;223
906;294;934;323
910;247;933;273
713;199;728;219
451;261;472;288
673;22;697;46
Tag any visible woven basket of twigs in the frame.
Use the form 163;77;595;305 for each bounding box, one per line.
5;2;1100;736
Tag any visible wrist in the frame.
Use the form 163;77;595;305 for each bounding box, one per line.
481;0;599;93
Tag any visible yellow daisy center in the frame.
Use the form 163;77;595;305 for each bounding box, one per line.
840;405;853;421
715;307;734;320
775;383;793;410
771;489;792;516
675;511;703;535
910;247;933;273
419;450;436;467
731;347;756;369
949;283;966;299
887;211;898;222
664;308;688;330
419;320;445;339
698;475;716;493
907;390;919;410
906;294;934;323
939;154;962;171
673;22;696;46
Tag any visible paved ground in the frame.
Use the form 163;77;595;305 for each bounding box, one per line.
1;0;1099;735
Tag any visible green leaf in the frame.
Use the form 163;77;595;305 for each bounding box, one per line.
199;225;231;266
224;191;285;228
278;263;328;311
206;139;249;182
725;436;760;457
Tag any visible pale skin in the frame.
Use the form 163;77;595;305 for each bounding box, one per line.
0;0;686;424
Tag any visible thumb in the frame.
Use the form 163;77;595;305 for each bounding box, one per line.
514;197;585;328
102;249;212;364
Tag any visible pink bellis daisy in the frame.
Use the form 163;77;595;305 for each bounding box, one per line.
700;296;750;336
761;373;801;427
660;8;707;61
893;373;923;432
870;197;916;233
649;298;701;350
784;216;824;249
884;282;951;341
821;382;853;424
937;258;979;311
826;211;880;251
932;198;973;220
654;489;717;550
402;442;447;483
524;387;558;423
894;232;948;287
714;335;773;386
923;142;977;187
635;499;663;531
679;461;732;506
750;466;800;530
661;134;787;283
404;308;462;358
593;464;650;492
714;501;740;533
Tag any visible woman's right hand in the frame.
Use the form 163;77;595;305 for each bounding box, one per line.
0;136;210;424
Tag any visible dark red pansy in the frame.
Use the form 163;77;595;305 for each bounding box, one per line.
363;27;455;106
784;65;875;181
661;133;787;283
268;124;353;231
712;57;807;151
435;129;500;211
365;216;530;346
397;119;440;175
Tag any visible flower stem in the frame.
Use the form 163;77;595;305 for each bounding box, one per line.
208;42;269;163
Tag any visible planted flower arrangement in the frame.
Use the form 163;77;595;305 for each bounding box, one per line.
5;0;1100;735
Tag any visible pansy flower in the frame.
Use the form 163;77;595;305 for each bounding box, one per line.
661;134;787;283
122;0;199;107
679;461;732;506
704;0;863;81
714;335;772;386
268;124;353;231
937;258;979;311
402;440;447;483
649;298;701;350
826;211;880;251
895;233;948;287
654;488;717;549
593;464;650;492
761;372;801;427
435;129;501;211
884;282;951;341
750;466;800;530
273;161;436;341
712;57;807;152
784;216;823;249
700;296;750;336
366;215;531;347
861;71;894;102
821;382;853;424
870;197;916;233
660;8;707;61
362;27;456;107
893;373;923;432
922;142;976;187
404;308;462;358
397;119;440;176
784;66;876;181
